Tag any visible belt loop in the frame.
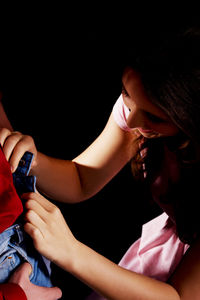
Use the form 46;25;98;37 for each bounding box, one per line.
14;225;24;245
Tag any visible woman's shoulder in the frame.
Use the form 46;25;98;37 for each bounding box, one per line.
169;236;200;297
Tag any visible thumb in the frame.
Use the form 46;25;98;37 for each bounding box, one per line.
38;286;62;299
8;262;32;283
9;262;63;299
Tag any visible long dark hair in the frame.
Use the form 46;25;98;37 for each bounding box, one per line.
138;27;200;144
125;25;200;244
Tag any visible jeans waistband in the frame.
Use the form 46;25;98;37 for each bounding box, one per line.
0;224;24;245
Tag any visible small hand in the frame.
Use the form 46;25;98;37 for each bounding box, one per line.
0;128;37;172
8;262;62;300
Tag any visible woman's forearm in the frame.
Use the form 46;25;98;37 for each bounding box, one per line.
31;114;136;204
24;192;182;300
31;152;84;203
58;241;180;300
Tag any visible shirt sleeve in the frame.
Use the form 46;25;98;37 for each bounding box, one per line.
0;283;27;300
112;94;131;131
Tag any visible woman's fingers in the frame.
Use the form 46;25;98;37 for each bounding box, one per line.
23;192;76;266
24;196;55;228
0;127;14;146
22;194;53;248
23;193;62;240
3;131;23;158
25;206;47;232
3;133;25;172
0;128;37;172
8;135;35;171
23;192;58;214
24;222;44;247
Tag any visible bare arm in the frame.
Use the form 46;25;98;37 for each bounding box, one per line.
24;193;184;300
32;113;137;203
0;102;137;203
69;242;180;300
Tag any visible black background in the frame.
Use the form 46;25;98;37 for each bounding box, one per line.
0;8;198;299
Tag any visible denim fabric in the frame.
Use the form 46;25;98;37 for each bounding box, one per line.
0;152;52;287
12;151;36;195
0;224;52;286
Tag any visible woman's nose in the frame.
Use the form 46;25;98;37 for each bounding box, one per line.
126;108;145;129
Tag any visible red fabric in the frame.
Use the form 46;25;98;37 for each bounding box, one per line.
0;146;23;233
0;148;26;298
0;283;27;300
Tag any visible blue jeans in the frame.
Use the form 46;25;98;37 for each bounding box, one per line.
0;152;52;287
0;224;52;286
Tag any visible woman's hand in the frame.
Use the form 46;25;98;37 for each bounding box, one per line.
0;128;37;172
23;192;78;270
9;262;62;300
22;194;182;300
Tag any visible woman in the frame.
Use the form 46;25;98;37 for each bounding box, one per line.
1;25;200;299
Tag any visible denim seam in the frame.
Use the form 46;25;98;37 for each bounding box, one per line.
8;242;35;281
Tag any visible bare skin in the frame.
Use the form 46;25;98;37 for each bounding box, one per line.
121;67;179;138
0;68;199;299
0;100;62;299
8;262;62;300
22;191;200;300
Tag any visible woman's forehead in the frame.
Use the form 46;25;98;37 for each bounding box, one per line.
122;67;140;83
122;67;172;121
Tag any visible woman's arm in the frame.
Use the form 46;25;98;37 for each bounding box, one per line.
23;192;186;300
66;242;180;300
31;113;137;203
0;111;137;203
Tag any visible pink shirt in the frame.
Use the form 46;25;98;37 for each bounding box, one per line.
112;94;131;131
87;95;189;299
119;213;189;281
